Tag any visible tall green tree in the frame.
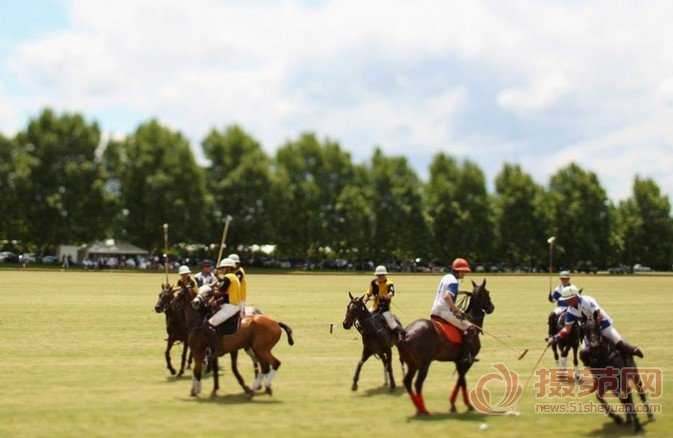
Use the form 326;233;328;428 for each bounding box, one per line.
333;165;375;259
616;177;673;269
14;109;113;249
202;125;275;248
0;134;34;243
369;149;429;261
548;163;611;268
273;133;355;258
426;153;493;263
494;164;549;268
109;120;209;250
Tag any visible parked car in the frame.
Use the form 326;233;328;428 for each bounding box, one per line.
608;264;632;275
576;261;599;274
0;251;18;263
40;255;59;264
20;253;37;263
633;264;652;273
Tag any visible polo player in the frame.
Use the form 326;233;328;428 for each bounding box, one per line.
364;265;405;340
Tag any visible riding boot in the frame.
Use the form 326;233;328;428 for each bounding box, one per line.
616;341;644;358
459;328;477;366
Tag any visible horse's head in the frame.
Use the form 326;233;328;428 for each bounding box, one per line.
154;283;174;313
191;285;212;311
470;279;494;314
343;291;369;330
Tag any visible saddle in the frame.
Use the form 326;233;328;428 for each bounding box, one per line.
431;315;463;345
216;313;240;336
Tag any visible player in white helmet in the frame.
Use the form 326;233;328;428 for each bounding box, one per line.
550;285;643;358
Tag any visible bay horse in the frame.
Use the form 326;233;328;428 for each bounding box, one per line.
580;317;654;433
154;283;191;376
188;307;294;398
397;279;494;415
548;309;582;382
342;292;399;392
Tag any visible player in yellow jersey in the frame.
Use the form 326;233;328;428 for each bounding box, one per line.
207;258;242;332
365;265;405;340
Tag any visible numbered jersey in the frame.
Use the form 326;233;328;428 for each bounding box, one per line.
431;273;459;315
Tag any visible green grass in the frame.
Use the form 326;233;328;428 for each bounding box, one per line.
0;271;671;437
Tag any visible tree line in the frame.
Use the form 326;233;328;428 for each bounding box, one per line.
1;108;672;270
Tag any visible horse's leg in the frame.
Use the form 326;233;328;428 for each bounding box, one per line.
449;374;460;413
403;364;419;412
551;343;560;367
352;347;372;391
413;365;430;416
596;386;622;425
165;337;176;375
177;341;187;377
571;343;581;383
385;349;396;391
620;390;642;432
632;371;654;421
253;348;281;396
245;347;260;378
456;360;475;411
210;355;219;398
187;349;193;370
230;350;253;396
190;342;206;397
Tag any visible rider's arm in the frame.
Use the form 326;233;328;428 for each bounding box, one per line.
442;281;460;313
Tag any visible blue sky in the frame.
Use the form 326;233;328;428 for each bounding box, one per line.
2;0;673;200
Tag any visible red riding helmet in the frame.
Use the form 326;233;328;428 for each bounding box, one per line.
452;258;471;273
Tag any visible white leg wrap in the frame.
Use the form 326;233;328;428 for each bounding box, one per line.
264;369;277;387
555;358;560;368
192;377;202;395
382;311;398;330
252;372;264;391
559;356;568;370
208;304;239;326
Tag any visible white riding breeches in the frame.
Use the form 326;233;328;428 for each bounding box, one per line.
382;311;399;330
431;308;471;331
601;325;623;344
209;304;240;326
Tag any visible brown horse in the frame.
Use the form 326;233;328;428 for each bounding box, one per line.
580;317;654;433
154;283;191;376
189;312;294;398
397;279;494;415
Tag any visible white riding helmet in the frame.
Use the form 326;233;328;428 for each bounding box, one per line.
228;253;241;264
218;258;236;269
560;285;579;299
374;265;388;276
559;270;571;279
178;265;191;275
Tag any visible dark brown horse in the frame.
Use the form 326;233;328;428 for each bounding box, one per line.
580;317;654;433
189;310;294;398
397;279;494;415
342;292;399;392
154;283;191;376
548;309;582;381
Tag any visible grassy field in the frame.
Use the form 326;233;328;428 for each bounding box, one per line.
0;271;671;437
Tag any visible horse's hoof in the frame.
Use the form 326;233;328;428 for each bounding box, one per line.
246;391;255;400
210;390;218;398
169;369;176;376
190;390;197;397
466;405;475;412
265;386;273;396
647;413;655;421
389;386;396;393
351;384;358;391
450;407;457;414
416;410;430;417
612;415;624;425
177;371;184;377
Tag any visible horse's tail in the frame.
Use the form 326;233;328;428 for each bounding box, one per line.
278;321;295;346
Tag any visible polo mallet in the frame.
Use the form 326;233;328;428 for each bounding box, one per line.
478;326;529;360
521;344;550;398
547;236;556;293
163;223;169;286
216;215;233;266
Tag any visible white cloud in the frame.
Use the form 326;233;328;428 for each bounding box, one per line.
3;0;673;198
